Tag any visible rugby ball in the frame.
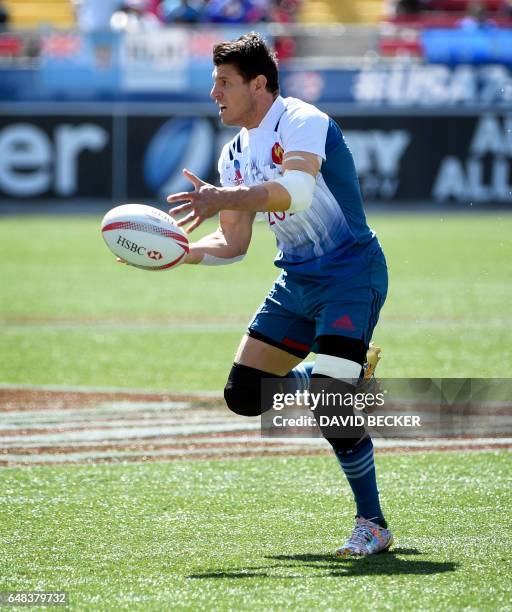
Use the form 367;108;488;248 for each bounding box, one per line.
101;204;189;270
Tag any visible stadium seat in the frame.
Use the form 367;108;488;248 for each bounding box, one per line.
0;34;23;57
379;28;423;56
4;0;75;29
298;0;384;24
357;0;386;22
428;0;503;10
297;0;337;23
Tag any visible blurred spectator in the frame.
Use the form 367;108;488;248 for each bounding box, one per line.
501;0;512;16
269;0;300;23
73;0;122;32
250;0;272;20
274;35;295;59
147;0;164;17
394;0;430;14
0;0;10;33
110;0;161;31
201;0;268;23
158;0;302;24
161;0;201;23
458;0;495;27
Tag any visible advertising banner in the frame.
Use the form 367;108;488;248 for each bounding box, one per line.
120;29;189;93
280;64;512;107
422;28;512;66
0;108;510;207
125;115;227;199
0;115;113;200
338;113;512;204
120;26;266;97
39;32;121;97
6;45;512;106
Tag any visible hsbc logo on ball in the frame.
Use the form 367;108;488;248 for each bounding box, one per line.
116;235;146;255
0;118;111;199
147;250;162;260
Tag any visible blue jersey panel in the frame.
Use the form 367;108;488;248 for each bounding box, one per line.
322;118;375;246
275;118;381;278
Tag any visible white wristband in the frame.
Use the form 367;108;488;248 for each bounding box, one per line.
200;253;245;266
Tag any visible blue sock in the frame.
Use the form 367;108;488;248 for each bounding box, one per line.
285;362;314;392
335;437;387;528
286;364;386;527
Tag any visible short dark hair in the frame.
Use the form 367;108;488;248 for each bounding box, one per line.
213;32;279;94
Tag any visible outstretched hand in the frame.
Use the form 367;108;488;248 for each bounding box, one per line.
167;169;223;233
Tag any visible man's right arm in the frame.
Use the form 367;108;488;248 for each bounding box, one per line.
184;209;255;265
182;139;254;262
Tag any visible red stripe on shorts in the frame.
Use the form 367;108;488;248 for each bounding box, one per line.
282;337;310;353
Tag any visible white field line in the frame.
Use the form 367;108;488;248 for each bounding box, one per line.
0;383;223;397
2;432;510;451
0;435;326;450
0;413;237;430
0;403;195;421
1;435;508;451
0;422;261;445
372;437;512;448
0;444;321;464
0;420;247;432
0;386;510;466
2;438;510;466
2;416;511;441
0;434;267;449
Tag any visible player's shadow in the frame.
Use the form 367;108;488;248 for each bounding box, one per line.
267;548;458;577
188;548;458;580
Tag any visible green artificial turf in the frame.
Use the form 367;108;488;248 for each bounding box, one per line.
1;213;511;389
0;451;510;610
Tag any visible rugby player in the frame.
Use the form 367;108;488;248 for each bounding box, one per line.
166;32;393;556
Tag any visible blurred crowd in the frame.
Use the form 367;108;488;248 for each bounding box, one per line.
391;0;512;19
73;0;301;32
0;0;9;33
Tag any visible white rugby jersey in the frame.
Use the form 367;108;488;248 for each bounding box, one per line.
218;96;379;275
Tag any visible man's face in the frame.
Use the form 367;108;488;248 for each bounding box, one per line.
210;64;256;128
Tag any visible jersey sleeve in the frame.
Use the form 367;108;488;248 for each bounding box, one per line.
279;101;329;160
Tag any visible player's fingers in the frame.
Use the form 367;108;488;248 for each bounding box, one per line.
166;191;195;204
175;211;196;228
185;216;203;234
169;202;193;217
182;168;206;190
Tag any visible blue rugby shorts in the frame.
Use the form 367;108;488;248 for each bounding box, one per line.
248;251;388;358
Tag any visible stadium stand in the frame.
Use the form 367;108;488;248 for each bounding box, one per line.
387;0;512;23
380;0;512;57
298;0;384;23
4;0;74;29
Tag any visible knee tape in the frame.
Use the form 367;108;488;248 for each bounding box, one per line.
313;335;366;380
309;335;368;450
224;363;276;417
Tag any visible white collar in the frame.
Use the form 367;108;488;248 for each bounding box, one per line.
249;95;286;133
